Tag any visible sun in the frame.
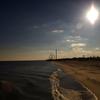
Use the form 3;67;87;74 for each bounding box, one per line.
86;4;99;25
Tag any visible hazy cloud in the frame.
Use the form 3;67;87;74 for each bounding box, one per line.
67;36;81;39
76;23;83;30
66;39;77;43
65;36;88;43
71;43;86;47
95;48;100;51
52;30;64;33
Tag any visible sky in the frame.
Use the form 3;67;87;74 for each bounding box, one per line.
0;0;100;61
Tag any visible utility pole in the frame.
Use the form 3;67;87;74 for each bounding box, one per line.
56;49;57;60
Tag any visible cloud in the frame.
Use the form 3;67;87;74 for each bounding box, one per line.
66;39;77;43
62;36;88;46
70;22;84;36
72;47;83;51
95;48;100;51
71;43;86;47
52;30;64;33
71;29;76;34
65;36;88;43
76;23;83;30
68;36;81;39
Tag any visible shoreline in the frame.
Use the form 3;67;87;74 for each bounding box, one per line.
53;61;100;100
49;68;96;100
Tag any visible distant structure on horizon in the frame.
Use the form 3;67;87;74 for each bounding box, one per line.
48;49;58;60
55;49;57;60
49;53;55;60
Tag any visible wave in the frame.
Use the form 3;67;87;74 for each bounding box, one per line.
49;69;96;100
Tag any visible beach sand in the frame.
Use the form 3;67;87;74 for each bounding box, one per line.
54;60;100;100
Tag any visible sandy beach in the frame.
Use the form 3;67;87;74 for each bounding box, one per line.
55;60;100;100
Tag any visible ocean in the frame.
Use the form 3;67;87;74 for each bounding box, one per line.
0;61;57;100
0;61;96;100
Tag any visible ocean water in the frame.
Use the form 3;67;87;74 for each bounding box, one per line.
0;61;57;100
0;61;96;100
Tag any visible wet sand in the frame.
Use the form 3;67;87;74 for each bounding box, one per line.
54;60;100;100
49;68;96;100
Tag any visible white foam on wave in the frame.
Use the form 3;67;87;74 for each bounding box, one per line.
49;69;96;100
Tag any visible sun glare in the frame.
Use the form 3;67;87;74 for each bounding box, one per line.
86;4;99;25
